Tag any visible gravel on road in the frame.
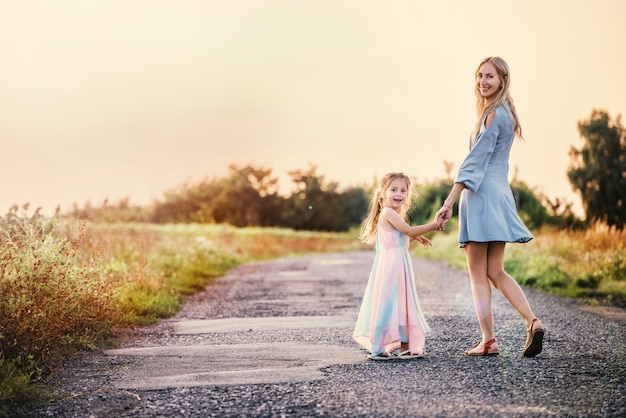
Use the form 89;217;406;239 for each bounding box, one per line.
11;251;626;417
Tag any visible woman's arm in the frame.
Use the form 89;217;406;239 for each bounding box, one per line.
443;182;466;209
455;108;502;193
435;182;466;228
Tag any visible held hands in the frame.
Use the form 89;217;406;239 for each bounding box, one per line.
410;204;453;248
434;204;453;231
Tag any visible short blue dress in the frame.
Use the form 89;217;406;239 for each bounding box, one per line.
455;104;533;247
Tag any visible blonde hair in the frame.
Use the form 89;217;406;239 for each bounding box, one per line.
359;172;413;244
473;56;523;141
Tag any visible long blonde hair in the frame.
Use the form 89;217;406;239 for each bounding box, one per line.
473;56;523;141
359;172;413;244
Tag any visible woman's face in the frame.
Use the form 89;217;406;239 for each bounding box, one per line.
476;62;502;101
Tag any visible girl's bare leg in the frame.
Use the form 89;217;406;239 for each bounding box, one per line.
464;243;498;351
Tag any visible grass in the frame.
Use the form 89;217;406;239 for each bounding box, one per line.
419;222;626;308
505;224;626;307
1;214;118;409
72;222;366;325
0;213;366;410
416;219;467;270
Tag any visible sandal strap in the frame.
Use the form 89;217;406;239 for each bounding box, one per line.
483;338;497;355
527;318;538;333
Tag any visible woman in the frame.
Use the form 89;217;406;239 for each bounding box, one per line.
435;57;545;357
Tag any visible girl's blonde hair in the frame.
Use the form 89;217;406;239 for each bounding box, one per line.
473;56;523;141
359;172;413;244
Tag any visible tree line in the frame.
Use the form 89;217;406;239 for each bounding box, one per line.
66;109;625;231
65;164;577;232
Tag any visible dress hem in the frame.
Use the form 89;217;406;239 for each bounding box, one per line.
458;237;533;248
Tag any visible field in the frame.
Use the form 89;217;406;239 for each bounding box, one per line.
2;212;625;409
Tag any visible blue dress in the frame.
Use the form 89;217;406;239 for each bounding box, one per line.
454;104;533;247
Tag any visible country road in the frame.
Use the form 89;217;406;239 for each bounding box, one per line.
13;251;626;417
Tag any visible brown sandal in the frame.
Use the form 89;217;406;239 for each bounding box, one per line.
522;318;545;358
464;338;499;356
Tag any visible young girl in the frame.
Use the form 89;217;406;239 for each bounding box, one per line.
353;172;439;360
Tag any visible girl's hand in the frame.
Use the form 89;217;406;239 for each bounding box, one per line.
413;235;432;249
435;205;453;230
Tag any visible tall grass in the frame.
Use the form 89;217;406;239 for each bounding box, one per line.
420;223;626;307
0;211;118;408
505;224;626;307
1;212;366;409
69;222;366;325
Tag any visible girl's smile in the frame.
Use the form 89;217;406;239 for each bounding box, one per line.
383;178;409;212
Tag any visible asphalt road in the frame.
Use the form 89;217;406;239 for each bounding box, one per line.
12;251;626;417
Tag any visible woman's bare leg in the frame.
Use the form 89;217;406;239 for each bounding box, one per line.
485;242;544;331
464;243;498;349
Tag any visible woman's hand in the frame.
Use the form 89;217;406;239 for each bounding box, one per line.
435;205;453;230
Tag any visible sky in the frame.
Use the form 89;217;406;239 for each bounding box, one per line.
2;0;625;217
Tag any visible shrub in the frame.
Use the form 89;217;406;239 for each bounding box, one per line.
0;210;118;406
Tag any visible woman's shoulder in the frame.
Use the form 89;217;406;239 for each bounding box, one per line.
497;103;516;118
488;104;513;127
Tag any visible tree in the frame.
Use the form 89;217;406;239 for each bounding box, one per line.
409;179;455;225
211;164;281;227
151;177;221;223
567;110;626;229
511;181;549;230
283;164;342;231
282;164;368;231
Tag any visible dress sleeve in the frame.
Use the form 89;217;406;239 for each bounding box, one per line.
454;108;503;192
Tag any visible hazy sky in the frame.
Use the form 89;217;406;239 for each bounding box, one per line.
2;0;625;216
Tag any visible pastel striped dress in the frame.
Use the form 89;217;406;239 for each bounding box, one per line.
353;226;430;356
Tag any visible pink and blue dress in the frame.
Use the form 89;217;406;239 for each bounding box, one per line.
353;226;430;356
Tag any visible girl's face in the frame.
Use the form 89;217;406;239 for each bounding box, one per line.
383;178;409;212
476;62;502;101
